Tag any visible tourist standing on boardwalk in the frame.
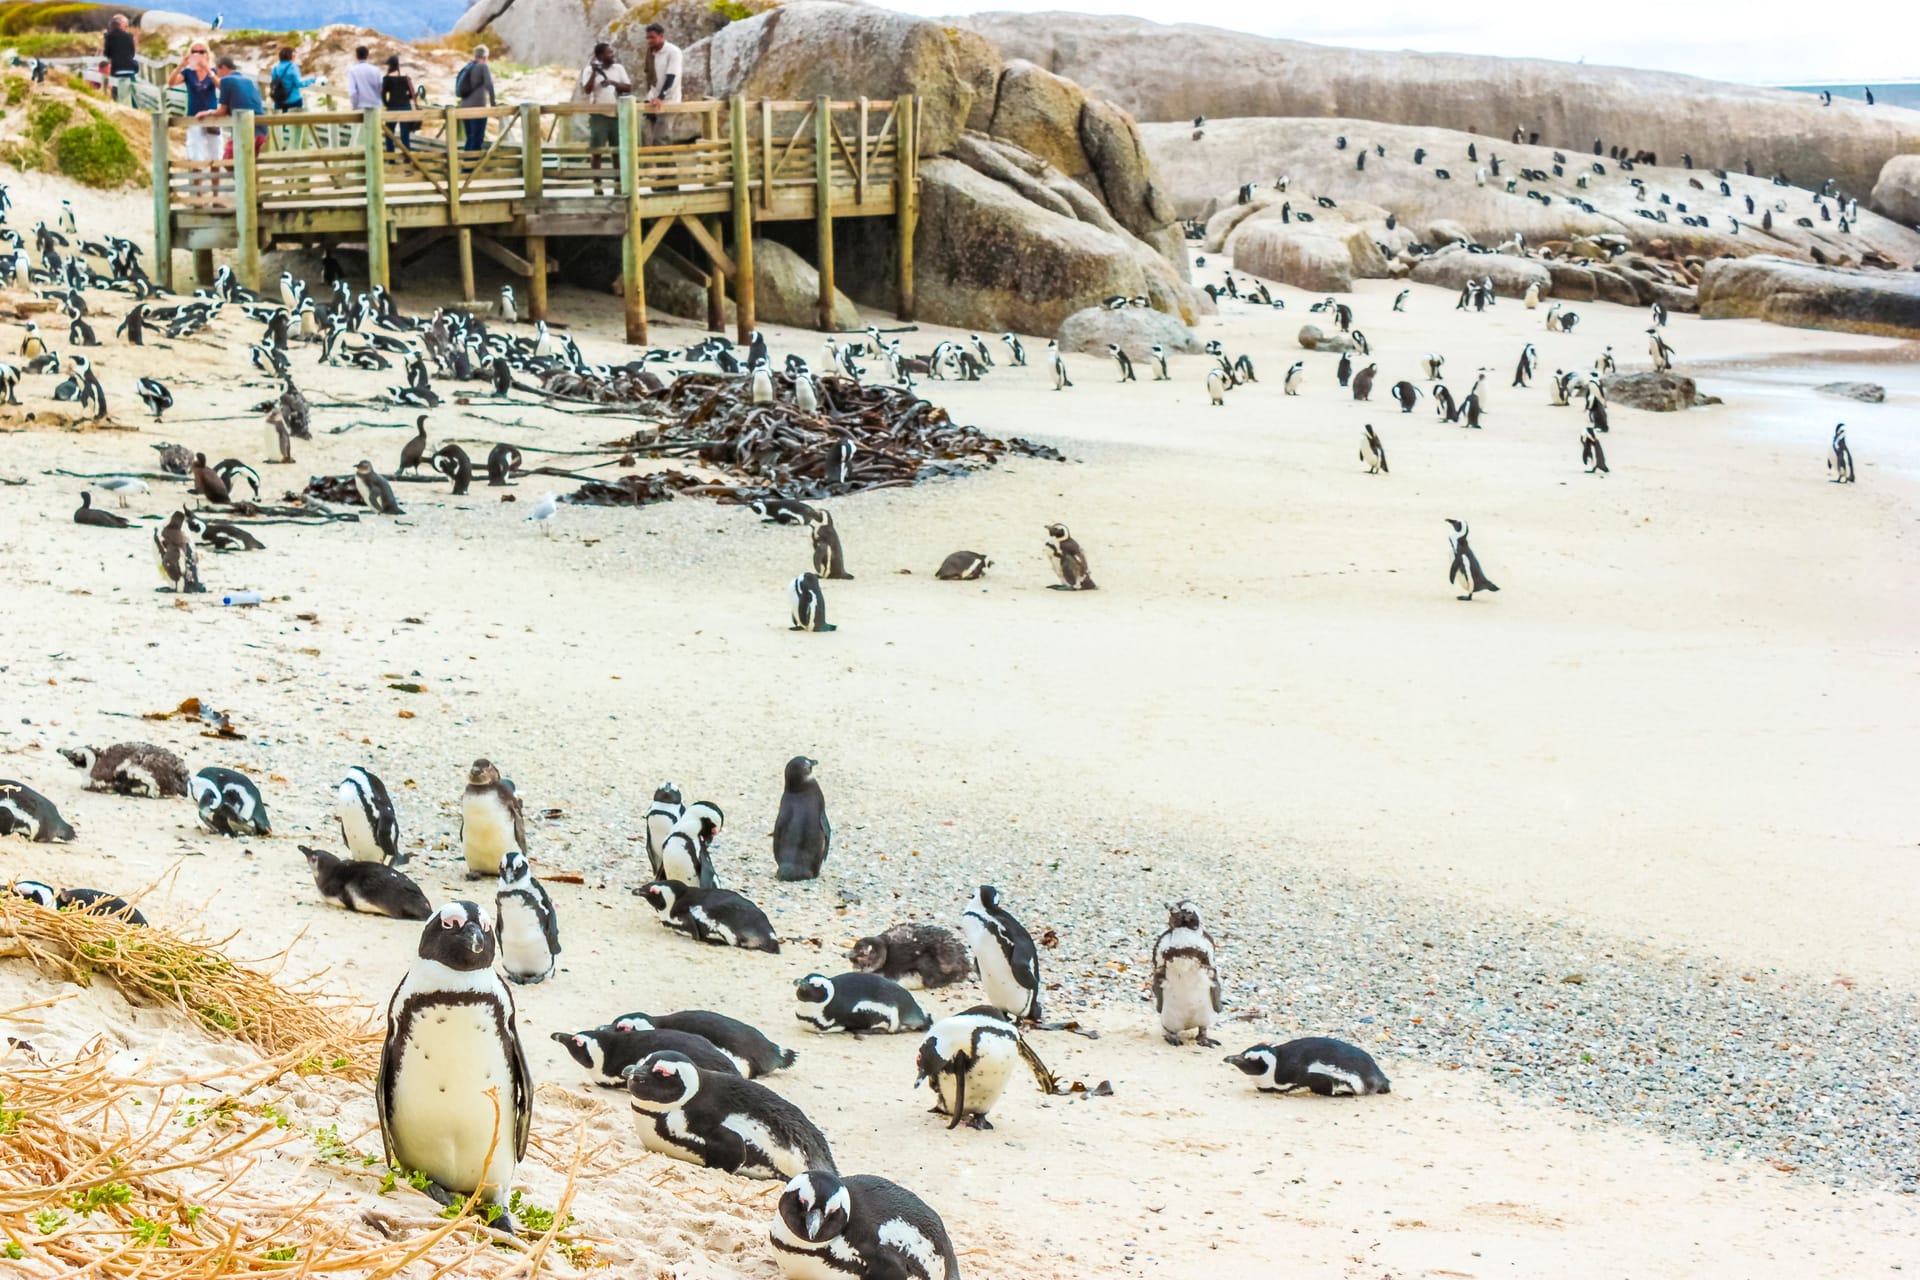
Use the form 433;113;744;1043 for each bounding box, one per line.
202;55;268;158
101;15;137;104
578;42;630;191
641;23;682;146
454;46;496;154
269;46;315;111
169;40;222;198
382;55;416;151
347;45;382;110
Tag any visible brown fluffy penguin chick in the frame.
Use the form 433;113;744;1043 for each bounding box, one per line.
190;452;231;503
60;742;190;797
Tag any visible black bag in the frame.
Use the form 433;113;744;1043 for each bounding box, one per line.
454;62;475;100
269;64;292;109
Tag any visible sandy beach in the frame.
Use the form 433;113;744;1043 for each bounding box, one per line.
3;165;1918;1277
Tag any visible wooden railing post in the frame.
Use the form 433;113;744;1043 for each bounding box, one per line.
233;110;260;292
812;95;836;332
150;110;173;292
363;108;389;291
896;94;916;322
729;95;755;345
521;103;547;322
759;99;773;214
619;96;645;344
705;215;726;334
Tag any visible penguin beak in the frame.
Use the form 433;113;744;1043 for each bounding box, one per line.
806;1209;823;1238
463;920;486;954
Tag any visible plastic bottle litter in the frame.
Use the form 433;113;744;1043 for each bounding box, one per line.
221;592;263;607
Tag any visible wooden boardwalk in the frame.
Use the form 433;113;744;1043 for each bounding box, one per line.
151;95;920;344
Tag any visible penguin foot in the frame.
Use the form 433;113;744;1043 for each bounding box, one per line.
965;1115;995;1131
1195;1033;1220;1048
1457;595;1473;602
1163;1032;1184;1047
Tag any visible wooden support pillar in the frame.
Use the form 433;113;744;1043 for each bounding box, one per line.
812;96;836;332
362;108;389;290
728;95;755;346
457;227;476;303
705;216;726;334
150;109;173;291
444;105;462;224
619;96;645;345
520;103;548;322
233;110;260;292
193;250;214;287
895;94;916;322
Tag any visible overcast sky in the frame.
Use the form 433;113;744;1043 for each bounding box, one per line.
904;2;1915;85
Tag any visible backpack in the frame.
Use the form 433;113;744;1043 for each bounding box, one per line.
269;62;294;108
454;62;475;100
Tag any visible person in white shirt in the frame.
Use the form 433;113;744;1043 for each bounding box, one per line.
578;41;630;187
642;22;682;147
346;45;382;110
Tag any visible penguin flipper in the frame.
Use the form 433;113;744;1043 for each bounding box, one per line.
507;987;533;1161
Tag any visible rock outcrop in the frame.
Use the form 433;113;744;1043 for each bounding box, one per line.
1814;381;1886;403
1232;224;1355;293
1600;371;1706;412
1698;256;1920;338
1055;304;1200;355
958;11;1920;198
1870;155;1920;226
1410;247;1551;299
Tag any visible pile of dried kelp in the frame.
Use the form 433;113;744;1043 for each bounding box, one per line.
560;469;706;507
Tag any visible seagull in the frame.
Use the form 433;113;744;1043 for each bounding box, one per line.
97;477;148;508
526;493;559;535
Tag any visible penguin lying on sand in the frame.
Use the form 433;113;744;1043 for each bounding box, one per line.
627;1051;835;1180
12;880;148;926
794;972;931;1035
771;1171;961;1280
935;551;991;580
638;880;781;953
915;1007;1058;1130
300;846;432;919
190;766;271;835
61;743;188;798
611;1011;796;1077
1225;1036;1390;1096
850;922;971;989
552;1026;741;1084
0;780;76;843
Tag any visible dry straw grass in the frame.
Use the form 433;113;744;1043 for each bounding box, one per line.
0;888;598;1276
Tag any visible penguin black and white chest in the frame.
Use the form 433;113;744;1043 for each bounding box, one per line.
793;971;930;1035
353;460;403;515
659;799;724;888
1445;518;1499;601
1001;333;1026;366
773;755;831;881
1582;426;1609;475
552;1026;741;1084
301;844;431;919
645;781;684;880
495;850;560;985
377;902;531;1226
914;1006;1057;1130
612;1011;796;1077
461;758;526;878
771;1171;960;1280
790;572;835;632
1512;343;1536;387
639;880;781;953
1152;900;1222;1046
1047;340;1071;390
1283;361;1303;395
336;766;403;864
189;766;270;836
1108;343;1135;381
1828;423;1854;482
1149;344;1169;380
0;779;76;843
809;510;852;580
1359;424;1388;475
1205;367;1226;406
626;1051;835;1180
62;742;188;797
1225;1036;1390;1096
959;884;1043;1021
1043;523;1096;592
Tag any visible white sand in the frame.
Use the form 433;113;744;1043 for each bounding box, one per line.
3;169;1918;1275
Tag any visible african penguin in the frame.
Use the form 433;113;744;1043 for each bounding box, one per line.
551;1026;741;1084
1152;900;1222;1047
433;443;472;494
1828;423;1855;482
495;849;560;985
0;779;76;843
1359;424;1388;475
154;510;205;593
1225;1036;1391;1096
189;766;270;836
1283;362;1303;395
336;766;404;864
1108;343;1135;382
1389;380;1421;413
300;845;432;919
1582;426;1609;475
659;800;724;889
960;884;1043;1022
850;922;972;989
610;1011;796;1077
638;880;781;953
1205;367;1226;406
934;551;991;580
1048;340;1071;390
790;572;835;632
809;510;852;580
353;460;403;515
753;497;822;526
377;902;532;1229
62;742;188;798
914;1006;1057;1130
1044;523;1096;591
645;782;684;881
625;1051;835;1180
1445;518;1499;601
771;1171;961;1280
11;880;148;926
793;972;931;1035
1351;363;1377;402
461;758;526;879
772;755;831;881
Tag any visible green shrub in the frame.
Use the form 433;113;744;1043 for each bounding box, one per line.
710;0;755;20
0;139;41;170
28;95;71;141
3;74;26;105
53;109;138;187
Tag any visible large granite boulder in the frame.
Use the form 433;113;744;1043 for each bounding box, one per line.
754;238;862;330
1815;381;1886;403
1601;371;1703;412
1870;155;1920;225
1297;323;1353;353
1056;304;1201;355
987;60;1095;185
1233;224;1353;292
456;0;635;66
1698;256;1920;337
1410;247;1551;298
962;11;1920;197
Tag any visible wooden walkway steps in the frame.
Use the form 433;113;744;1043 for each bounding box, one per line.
151;95;920;344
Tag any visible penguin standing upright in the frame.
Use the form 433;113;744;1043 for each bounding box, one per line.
1828;423;1855;482
354;460;403;515
1359;424;1388;475
789;572;835;632
772;755;831;881
960;885;1043;1022
658;800;724;889
461;758;527;879
645;782;684;881
625;1051;834;1180
1512;343;1536;388
915;1006;1057;1130
1107;343;1135;382
495;849;560;985
377;903;531;1229
1043;523;1096;591
1351;363;1376;401
153;510;205;593
809;510;852;580
1445;518;1499;601
1389;380;1421;413
1149;344;1169;380
1001;333;1026;366
1283;361;1303;395
1336;350;1353;387
1152;900;1222;1047
1582;425;1609;475
1205;367;1226;406
1647;328;1675;372
433;443;472;494
1048;340;1071;390
336;766;404;864
771;1171;961;1280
